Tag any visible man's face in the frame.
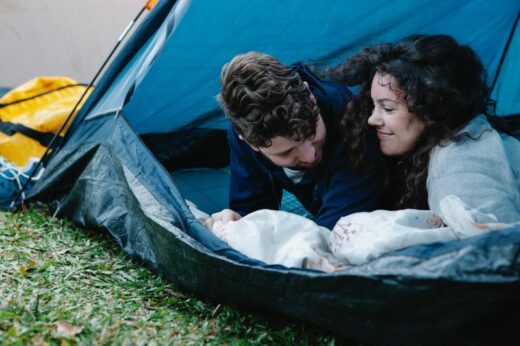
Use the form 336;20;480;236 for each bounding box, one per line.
252;114;326;169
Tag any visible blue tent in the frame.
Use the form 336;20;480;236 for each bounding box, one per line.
74;0;519;137
28;0;520;344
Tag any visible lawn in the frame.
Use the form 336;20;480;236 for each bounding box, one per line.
0;206;342;345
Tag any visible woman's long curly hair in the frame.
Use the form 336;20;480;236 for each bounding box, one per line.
327;34;495;209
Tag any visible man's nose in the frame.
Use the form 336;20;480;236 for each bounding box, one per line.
300;140;316;163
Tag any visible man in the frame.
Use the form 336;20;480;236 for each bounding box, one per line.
206;52;382;230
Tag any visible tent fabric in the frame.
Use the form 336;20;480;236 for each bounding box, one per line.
122;0;520;134
64;0;183;138
492;15;520;115
27;0;520;344
67;0;520;138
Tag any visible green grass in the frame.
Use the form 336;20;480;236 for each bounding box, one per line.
0;206;343;345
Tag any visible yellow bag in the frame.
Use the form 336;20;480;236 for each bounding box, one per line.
0;77;92;166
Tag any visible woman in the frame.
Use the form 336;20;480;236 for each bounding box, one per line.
330;34;520;223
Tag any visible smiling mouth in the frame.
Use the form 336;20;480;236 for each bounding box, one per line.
376;130;393;139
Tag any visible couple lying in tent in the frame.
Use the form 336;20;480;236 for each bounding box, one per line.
190;34;520;271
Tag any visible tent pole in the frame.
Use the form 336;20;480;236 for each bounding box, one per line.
491;11;519;91
12;0;160;212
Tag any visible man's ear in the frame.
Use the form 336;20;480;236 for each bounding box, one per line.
238;135;260;152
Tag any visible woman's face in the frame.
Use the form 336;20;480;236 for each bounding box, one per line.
368;72;425;156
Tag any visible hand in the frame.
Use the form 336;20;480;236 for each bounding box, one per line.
204;209;242;230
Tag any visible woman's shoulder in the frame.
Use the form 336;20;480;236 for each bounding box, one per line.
460;114;493;138
427;115;520;223
430;115;519;165
428;114;520;188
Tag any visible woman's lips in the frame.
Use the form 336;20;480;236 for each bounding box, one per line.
376;130;392;140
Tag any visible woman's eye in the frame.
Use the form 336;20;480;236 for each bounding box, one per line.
383;107;395;113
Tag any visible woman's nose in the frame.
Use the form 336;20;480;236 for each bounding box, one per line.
368;108;383;126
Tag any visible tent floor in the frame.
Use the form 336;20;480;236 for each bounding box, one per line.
171;167;310;217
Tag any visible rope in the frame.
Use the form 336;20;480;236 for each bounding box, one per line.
0;157;44;205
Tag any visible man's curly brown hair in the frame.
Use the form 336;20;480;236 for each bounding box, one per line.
217;52;318;148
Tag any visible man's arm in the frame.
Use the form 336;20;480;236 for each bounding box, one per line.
314;158;384;230
228;127;282;216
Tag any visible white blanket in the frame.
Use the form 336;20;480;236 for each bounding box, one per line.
193;196;510;272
